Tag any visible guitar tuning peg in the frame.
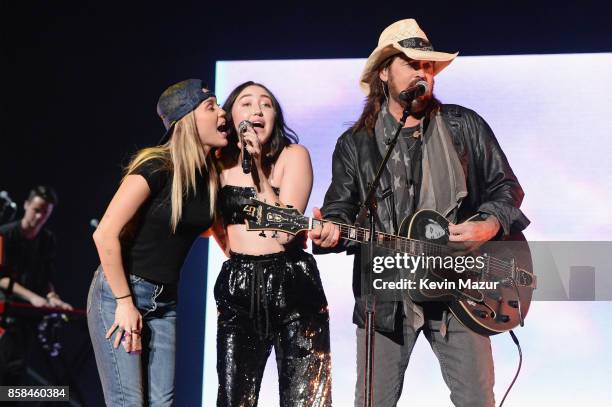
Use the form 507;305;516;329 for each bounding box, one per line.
286;204;293;208
275;202;280;206
259;231;267;238
272;231;278;238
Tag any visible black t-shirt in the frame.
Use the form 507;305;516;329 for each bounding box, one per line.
121;158;213;284
0;221;55;297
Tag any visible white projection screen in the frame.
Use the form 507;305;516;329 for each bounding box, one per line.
202;53;612;405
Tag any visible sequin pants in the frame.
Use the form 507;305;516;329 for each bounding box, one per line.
214;249;332;407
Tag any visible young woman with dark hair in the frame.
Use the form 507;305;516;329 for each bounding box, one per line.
212;81;331;406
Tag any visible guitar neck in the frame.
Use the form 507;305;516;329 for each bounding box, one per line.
245;199;522;282
310;218;449;257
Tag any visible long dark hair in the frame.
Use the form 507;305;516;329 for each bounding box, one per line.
350;56;397;136
218;81;298;175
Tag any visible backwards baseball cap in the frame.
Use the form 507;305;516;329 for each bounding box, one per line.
156;79;215;144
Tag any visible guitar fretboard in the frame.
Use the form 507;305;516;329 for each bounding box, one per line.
247;199;520;279
311;218;452;257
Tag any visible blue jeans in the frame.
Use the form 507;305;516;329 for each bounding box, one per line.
87;267;177;406
354;314;495;407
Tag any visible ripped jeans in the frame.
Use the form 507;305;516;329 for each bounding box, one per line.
87;267;177;407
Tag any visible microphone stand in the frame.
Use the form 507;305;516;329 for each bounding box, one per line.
355;104;411;407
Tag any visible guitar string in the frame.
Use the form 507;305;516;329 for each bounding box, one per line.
279;217;528;291
255;207;530;284
330;222;514;268
300;219;524;278
311;220;517;276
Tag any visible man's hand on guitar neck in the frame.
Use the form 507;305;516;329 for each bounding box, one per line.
309;207;340;248
448;215;501;254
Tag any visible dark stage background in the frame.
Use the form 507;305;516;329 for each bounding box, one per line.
2;1;612;405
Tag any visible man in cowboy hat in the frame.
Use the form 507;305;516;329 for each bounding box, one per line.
310;19;529;406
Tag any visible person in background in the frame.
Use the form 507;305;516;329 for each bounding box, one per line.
0;185;72;385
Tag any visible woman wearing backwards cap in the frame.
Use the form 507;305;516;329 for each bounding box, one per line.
211;81;331;406
87;79;227;406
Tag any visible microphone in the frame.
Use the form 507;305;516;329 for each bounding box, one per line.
0;191;17;223
0;191;17;209
238;120;252;174
399;80;429;103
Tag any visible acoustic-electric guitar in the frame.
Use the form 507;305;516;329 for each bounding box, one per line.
242;199;536;336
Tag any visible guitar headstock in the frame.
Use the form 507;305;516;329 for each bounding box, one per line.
242;199;309;235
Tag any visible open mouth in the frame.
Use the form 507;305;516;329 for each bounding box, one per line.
251;121;264;129
217;123;227;132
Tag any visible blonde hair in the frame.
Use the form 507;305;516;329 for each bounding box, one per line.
125;110;218;232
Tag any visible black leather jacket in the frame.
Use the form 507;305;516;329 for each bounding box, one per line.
313;104;530;332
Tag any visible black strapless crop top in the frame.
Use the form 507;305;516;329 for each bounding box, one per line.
218;185;280;225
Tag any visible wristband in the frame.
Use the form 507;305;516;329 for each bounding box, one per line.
115;293;132;300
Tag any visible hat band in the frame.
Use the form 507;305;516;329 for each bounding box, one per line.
398;37;434;51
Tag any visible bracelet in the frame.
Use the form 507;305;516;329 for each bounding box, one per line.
115;293;132;300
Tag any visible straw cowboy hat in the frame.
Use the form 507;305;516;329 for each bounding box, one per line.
359;19;459;95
